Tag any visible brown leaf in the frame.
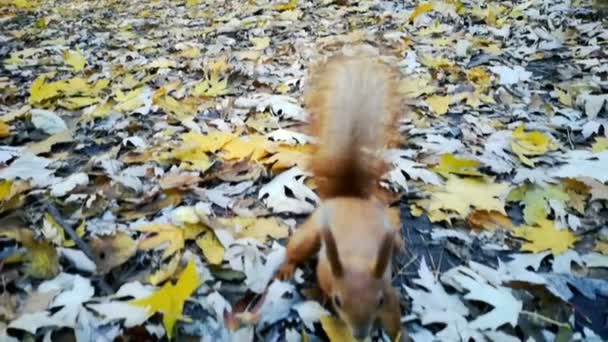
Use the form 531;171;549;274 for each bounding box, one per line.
90;232;137;274
468;210;515;231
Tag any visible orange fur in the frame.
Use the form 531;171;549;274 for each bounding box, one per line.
277;53;406;341
304;56;401;199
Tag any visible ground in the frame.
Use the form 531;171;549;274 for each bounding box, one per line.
1;0;608;341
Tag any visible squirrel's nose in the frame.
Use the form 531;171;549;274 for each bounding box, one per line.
352;327;371;340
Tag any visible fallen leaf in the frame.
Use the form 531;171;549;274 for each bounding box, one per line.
258;166;319;214
131;259;201;339
468;210;514;231
219;217;289;243
426;175;510;218
196;229;225;265
511;125;555;166
90;232;137;274
425;95;451;115
441;266;522;331
595;241;608;255
63;50;86;72
192;71;228;97
320;315;356;342
489;65;532;85
250;36;270;50
409;3;434;23
137;223;185;259
275;0;297;11
30;109;68;135
591;137;608;153
513;219;579;255
551;150;608;183
0;121;11;138
432;154;482;177
221;134;272;162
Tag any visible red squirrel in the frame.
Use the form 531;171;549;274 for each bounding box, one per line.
277;54;406;341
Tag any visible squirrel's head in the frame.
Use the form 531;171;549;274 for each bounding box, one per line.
320;222;396;340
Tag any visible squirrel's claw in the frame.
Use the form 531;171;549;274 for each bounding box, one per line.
276;263;296;280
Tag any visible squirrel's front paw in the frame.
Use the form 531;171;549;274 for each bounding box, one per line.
276;263;296;280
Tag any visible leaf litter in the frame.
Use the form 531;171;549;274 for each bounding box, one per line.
1;0;608;341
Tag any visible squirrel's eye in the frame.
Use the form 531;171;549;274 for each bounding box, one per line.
378;294;384;307
333;296;342;308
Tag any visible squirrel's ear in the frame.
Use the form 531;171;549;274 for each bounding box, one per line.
320;207;343;278
373;230;395;278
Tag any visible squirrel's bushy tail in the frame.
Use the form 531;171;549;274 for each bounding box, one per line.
305;55;402;199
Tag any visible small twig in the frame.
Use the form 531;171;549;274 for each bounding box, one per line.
47;202;113;295
520;310;571;329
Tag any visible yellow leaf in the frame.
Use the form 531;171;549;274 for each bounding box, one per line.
467;67;491;89
27;240;60;279
250;37;270;50
398;76;436;98
137;223;185;259
432;154;482;177
513;219;578;255
221;135;272;162
172;131;235;172
263;144;311;172
519;186;569;225
0;228;60;279
595;241;608;255
419;54;453;69
196;229;225;265
409;3;434;22
57;96;99;110
219;217;289;243
320;316;357;342
131;258;201;339
468;210;514;231
592;137;608;153
178;47;201;59
511;125;555;167
13;0;35;9
29;75;59;104
275;0;297;11
425;95;451;115
427;175;510;218
192;72;228;97
0;180;13;201
0;121;10;138
63;50;86;72
155;95;200;119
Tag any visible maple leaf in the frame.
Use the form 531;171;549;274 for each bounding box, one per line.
512;219;579;255
510;125;556;167
432;154;482;177
192;71;229;97
425;94;451;115
63;50;86;72
508;185;569;225
131;259;201;339
221;134;272;162
441;266;522;331
425;175;510;218
136;223;185;259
